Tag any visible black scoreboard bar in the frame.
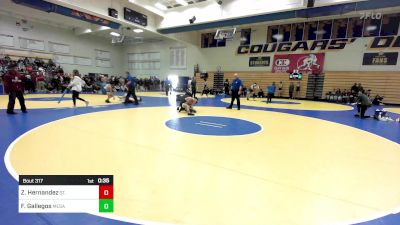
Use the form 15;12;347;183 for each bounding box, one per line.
19;175;113;185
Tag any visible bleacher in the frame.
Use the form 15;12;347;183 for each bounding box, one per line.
196;72;309;98
323;71;400;104
195;71;400;104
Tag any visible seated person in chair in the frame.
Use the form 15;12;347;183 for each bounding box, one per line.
372;94;384;105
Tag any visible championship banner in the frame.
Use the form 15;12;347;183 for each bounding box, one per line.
272;53;325;73
362;52;398;66
249;57;270;67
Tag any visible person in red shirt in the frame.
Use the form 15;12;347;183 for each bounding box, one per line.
4;64;27;114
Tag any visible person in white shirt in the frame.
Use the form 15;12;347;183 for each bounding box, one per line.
247;83;259;100
278;81;283;97
68;69;89;107
104;82;114;103
201;80;209;96
181;96;198;116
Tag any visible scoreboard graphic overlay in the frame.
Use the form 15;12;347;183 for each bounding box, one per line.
19;175;113;213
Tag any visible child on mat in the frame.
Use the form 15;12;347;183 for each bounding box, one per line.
68;70;89;107
104;82;114;103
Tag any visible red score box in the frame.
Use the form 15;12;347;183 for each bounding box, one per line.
99;185;113;199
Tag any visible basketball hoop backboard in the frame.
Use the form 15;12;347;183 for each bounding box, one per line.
215;28;236;40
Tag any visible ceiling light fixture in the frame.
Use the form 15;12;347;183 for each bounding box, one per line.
110;32;121;37
99;26;111;31
366;25;377;32
272;34;283;41
155;2;168;10
176;0;188;6
133;28;143;33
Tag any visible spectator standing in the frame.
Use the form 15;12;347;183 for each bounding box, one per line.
267;82;276;103
224;79;230;96
278;81;283;97
289;82;294;99
201;79;209;96
351;83;358;95
295;81;301;99
4;64;27;114
191;76;197;98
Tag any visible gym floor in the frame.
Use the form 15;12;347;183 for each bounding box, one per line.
1;92;400;225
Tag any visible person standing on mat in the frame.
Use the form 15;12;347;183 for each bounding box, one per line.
165;78;172;96
201;79;209;96
68;69;89;107
289;82;294;99
4;63;27;114
226;73;243;110
266;82;276;103
295;81;301;99
124;72;139;105
224;79;230;96
191;76;197;98
104;81;114;103
355;90;372;118
278;81;283;97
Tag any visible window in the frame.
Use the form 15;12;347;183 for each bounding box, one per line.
240;28;251;45
317;20;333;40
332;19;348;39
201;32;226;48
128;52;161;70
267;25;280;43
380;13;400;36
279;24;292;42
201;33;209;48
304;21;318;40
348;17;364;38
363;17;382;37
290;23;304;41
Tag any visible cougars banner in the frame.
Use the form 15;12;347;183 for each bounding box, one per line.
272;53;325;73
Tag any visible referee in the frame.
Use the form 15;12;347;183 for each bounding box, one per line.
226;73;243;110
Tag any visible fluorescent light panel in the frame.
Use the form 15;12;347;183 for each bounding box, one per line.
155;2;168;10
99;26;111;31
176;0;188;6
110;32;121;37
133;28;143;33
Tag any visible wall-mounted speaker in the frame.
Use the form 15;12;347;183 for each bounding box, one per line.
108;8;118;18
307;0;315;8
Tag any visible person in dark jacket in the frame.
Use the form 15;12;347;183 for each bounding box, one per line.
191;76;197;98
289;82;294;99
124;72;139;105
355;90;372;118
4;64;27;114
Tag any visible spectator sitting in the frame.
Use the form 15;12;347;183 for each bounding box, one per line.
258;88;264;98
24;75;35;93
351;83;358;95
372;95;384;105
